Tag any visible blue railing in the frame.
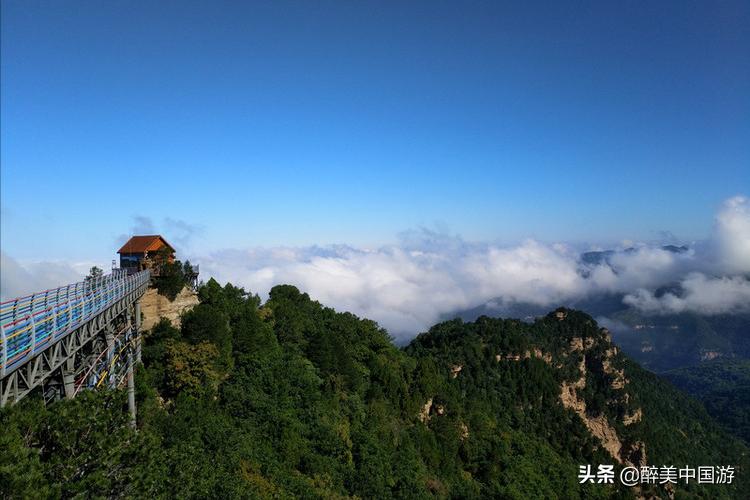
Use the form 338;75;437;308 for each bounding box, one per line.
0;270;150;377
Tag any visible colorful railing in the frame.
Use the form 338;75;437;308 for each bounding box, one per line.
0;270;150;377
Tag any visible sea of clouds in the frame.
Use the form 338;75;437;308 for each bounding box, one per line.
197;195;750;339
2;196;748;341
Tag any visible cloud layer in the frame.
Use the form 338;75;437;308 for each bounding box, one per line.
0;253;95;300
623;273;750;315
3;196;748;339
192;196;749;339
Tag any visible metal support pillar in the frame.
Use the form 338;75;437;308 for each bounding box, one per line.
62;357;76;399
105;326;116;388
134;301;142;363
127;349;136;429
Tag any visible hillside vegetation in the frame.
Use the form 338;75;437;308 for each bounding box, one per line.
1;279;747;498
663;359;750;445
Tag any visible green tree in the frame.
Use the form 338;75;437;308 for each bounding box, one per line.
163;340;222;398
181;303;233;372
85;266;104;290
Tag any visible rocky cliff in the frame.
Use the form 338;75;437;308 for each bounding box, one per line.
140;286;199;331
405;308;747;498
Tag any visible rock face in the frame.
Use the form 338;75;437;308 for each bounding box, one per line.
559;334;645;466
623;408;643;426
525;348;553;364
139;286;199;331
700;350;722;361
419;398;434;423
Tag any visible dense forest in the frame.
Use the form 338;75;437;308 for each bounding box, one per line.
1;280;747;498
663;360;750;445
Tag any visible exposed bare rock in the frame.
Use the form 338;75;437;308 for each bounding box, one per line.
524;349;553;364
623;441;648;467
574;355;587;388
570;337;584;351
569;337;595;352
700;350;722;361
558;344;643;466
419;398;434;423
587;415;624;461
496;353;523;361
623;408;643;426
561;381;626;463
451;364;463;378
140;286;199;331
604;346;618;357
459;422;469;441
610;376;627;390
560;381;586;414
602;357;627;389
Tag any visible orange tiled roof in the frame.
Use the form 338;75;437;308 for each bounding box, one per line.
117;235;175;254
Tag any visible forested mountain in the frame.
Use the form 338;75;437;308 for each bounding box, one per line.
663;360;750;445
603;310;750;372
1;280;747;498
452;245;750;375
456;294;750;374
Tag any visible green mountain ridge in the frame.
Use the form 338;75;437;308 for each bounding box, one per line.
453;295;750;374
1;280;747;498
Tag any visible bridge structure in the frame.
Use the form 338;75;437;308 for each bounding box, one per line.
0;270;150;422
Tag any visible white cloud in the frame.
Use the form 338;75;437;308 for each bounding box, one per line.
195;195;750;337
0;253;96;300
196;238;700;340
3;195;748;339
716;195;750;274
588;246;696;292
623;273;750;315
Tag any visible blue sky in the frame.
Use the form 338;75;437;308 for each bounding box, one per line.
2;1;749;262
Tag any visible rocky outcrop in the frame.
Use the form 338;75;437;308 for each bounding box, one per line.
419;398;434;423
560;368;627;462
602;352;627;390
559;335;645;466
700;350;723;361
494;349;553;364
459;422;469;441
623;408;643;426
418;398;446;423
525;348;553;364
140;286;199;331
569;337;595;352
587;414;624;460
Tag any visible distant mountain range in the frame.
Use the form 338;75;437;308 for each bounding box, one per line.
580;244;688;267
448;245;750;448
452;244;750;373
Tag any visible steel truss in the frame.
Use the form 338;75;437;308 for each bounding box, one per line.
0;274;148;406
